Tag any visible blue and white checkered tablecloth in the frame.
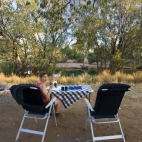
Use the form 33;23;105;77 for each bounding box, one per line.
47;85;94;108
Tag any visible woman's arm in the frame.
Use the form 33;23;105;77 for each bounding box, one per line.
40;84;53;99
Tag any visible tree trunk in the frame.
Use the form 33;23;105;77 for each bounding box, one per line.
13;42;22;75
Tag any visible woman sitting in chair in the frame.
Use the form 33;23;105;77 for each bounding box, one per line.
36;71;60;115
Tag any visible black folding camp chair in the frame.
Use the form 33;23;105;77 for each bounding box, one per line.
10;85;57;142
84;83;131;142
10;84;36;105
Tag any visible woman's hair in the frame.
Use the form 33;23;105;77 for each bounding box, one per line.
39;71;47;78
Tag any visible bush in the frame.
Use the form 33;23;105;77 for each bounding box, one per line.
88;53;96;64
0;61;14;75
75;55;84;63
109;51;125;74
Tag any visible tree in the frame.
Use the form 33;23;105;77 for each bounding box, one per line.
97;0;142;73
72;0;99;67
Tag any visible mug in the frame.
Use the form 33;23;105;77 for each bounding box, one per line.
54;82;57;88
61;86;65;91
65;86;68;91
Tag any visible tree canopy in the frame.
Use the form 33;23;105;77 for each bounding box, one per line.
0;0;142;75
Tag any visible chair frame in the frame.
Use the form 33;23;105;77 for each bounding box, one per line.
84;84;131;142
85;98;125;142
15;87;57;142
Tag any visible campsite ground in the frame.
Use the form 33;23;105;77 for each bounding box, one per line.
0;85;142;142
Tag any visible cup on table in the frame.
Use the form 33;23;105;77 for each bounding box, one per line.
54;82;57;88
65;86;68;91
61;86;68;91
61;86;65;91
52;81;57;88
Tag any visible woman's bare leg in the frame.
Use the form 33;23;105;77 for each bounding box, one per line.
54;100;59;113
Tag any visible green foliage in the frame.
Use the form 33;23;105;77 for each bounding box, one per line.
109;51;125;74
0;61;14;75
0;0;141;76
88;52;96;64
75;54;84;63
47;62;57;76
131;65;137;73
62;47;85;63
60;67;67;76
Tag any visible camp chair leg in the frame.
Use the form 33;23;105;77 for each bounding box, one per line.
15;112;27;142
85;107;89;129
52;105;57;126
85;106;93;130
84;84;130;142
15;113;51;142
108;118;111;127
89;119;95;142
41;115;50;142
118;119;125;142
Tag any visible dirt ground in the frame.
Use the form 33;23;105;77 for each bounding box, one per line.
0;85;142;142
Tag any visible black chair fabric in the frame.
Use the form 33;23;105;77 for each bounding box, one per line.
98;83;130;92
22;87;48;113
9;84;36;105
92;83;130;118
10;84;50;114
13;85;57;142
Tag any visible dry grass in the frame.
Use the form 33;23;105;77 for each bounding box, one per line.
97;70;113;84
0;73;38;85
1;70;142;86
95;70;142;85
55;75;91;85
133;71;142;84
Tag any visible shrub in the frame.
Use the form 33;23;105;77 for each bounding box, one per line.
0;61;14;75
133;72;142;84
97;70;112;84
115;71;126;83
109;51;125;74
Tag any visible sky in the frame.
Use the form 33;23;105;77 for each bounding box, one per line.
12;0;17;9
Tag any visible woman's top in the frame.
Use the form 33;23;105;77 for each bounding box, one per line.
36;82;49;104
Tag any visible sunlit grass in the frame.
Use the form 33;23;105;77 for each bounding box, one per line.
0;73;6;85
115;71;127;83
0;73;38;85
96;70;113;84
133;71;142;84
1;70;142;86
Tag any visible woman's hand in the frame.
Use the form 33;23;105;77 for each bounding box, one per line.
49;84;54;90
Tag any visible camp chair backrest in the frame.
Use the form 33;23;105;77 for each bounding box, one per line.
9;85;19;98
93;83;130;118
23;87;43;105
14;87;57;142
9;84;36;105
22;87;46;113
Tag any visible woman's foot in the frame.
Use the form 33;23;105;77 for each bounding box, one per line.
55;112;61;116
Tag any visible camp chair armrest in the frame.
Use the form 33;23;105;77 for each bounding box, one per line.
45;97;57;109
84;98;94;111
